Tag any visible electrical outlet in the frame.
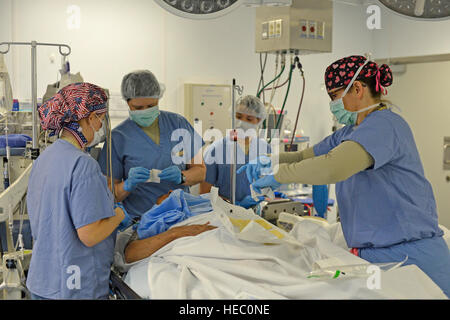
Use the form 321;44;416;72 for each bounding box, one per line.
316;21;325;40
308;20;317;39
275;19;282;38
262;22;269;40
300;19;308;39
269;20;275;38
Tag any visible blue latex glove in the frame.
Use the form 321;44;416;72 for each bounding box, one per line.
274;191;288;199
123;167;150;192
114;203;133;232
158;165;182;184
237;155;272;183
252;175;282;194
236;195;265;209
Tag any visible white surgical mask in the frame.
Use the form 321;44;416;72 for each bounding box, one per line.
87;115;106;147
236;119;260;131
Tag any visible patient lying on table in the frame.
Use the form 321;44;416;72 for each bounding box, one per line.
116;189;216;265
114;188;447;299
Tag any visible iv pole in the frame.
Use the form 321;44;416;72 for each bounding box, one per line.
230;79;243;205
0;41;70;299
0;41;71;159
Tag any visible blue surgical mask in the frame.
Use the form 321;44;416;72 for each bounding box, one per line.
329;60;376;126
129;106;160;127
330;101;380;126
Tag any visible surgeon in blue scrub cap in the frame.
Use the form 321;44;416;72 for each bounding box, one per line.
98;70;206;220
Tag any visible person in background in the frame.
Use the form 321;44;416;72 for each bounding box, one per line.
200;95;270;208
98;70;205;221
26;83;127;299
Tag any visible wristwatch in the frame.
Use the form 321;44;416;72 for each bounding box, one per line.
180;173;186;184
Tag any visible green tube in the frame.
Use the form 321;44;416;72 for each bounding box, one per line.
269;65;294;143
256;64;286;99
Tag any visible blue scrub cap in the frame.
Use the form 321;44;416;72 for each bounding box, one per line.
121;70;165;101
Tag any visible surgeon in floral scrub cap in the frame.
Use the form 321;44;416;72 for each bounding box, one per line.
240;55;450;297
26;83;127;299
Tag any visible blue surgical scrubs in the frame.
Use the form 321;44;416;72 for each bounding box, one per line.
314;108;450;296
98;111;204;219
204;137;271;202
26;139;116;299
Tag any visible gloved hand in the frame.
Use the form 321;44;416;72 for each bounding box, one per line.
236;195;265;209
237;155;272;183
252;175;282;194
158;165;182;184
114;203;133;232
123;167;150;192
274;191;288;199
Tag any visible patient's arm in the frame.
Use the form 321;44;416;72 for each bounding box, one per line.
124;223;217;263
199;181;212;194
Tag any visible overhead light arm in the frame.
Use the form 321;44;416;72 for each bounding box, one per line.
414;0;426;16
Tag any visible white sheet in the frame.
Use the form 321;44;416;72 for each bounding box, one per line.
123;188;447;299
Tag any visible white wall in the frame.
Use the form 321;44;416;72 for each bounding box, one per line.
0;0;13;85
0;0;12;42
1;0;166;103
371;3;450;59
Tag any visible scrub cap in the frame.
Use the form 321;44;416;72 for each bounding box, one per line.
38;82;108;137
325;55;393;94
235;95;267;123
121;70;165;101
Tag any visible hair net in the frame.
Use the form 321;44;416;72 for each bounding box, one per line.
235;95;267;122
121;70;165;101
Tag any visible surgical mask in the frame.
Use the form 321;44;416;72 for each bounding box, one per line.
330;102;381;126
329;60;374;126
129;106;160;127
236;119;260;131
87;115;106;148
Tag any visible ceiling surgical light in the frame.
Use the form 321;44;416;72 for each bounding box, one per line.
154;0;292;19
378;0;450;20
